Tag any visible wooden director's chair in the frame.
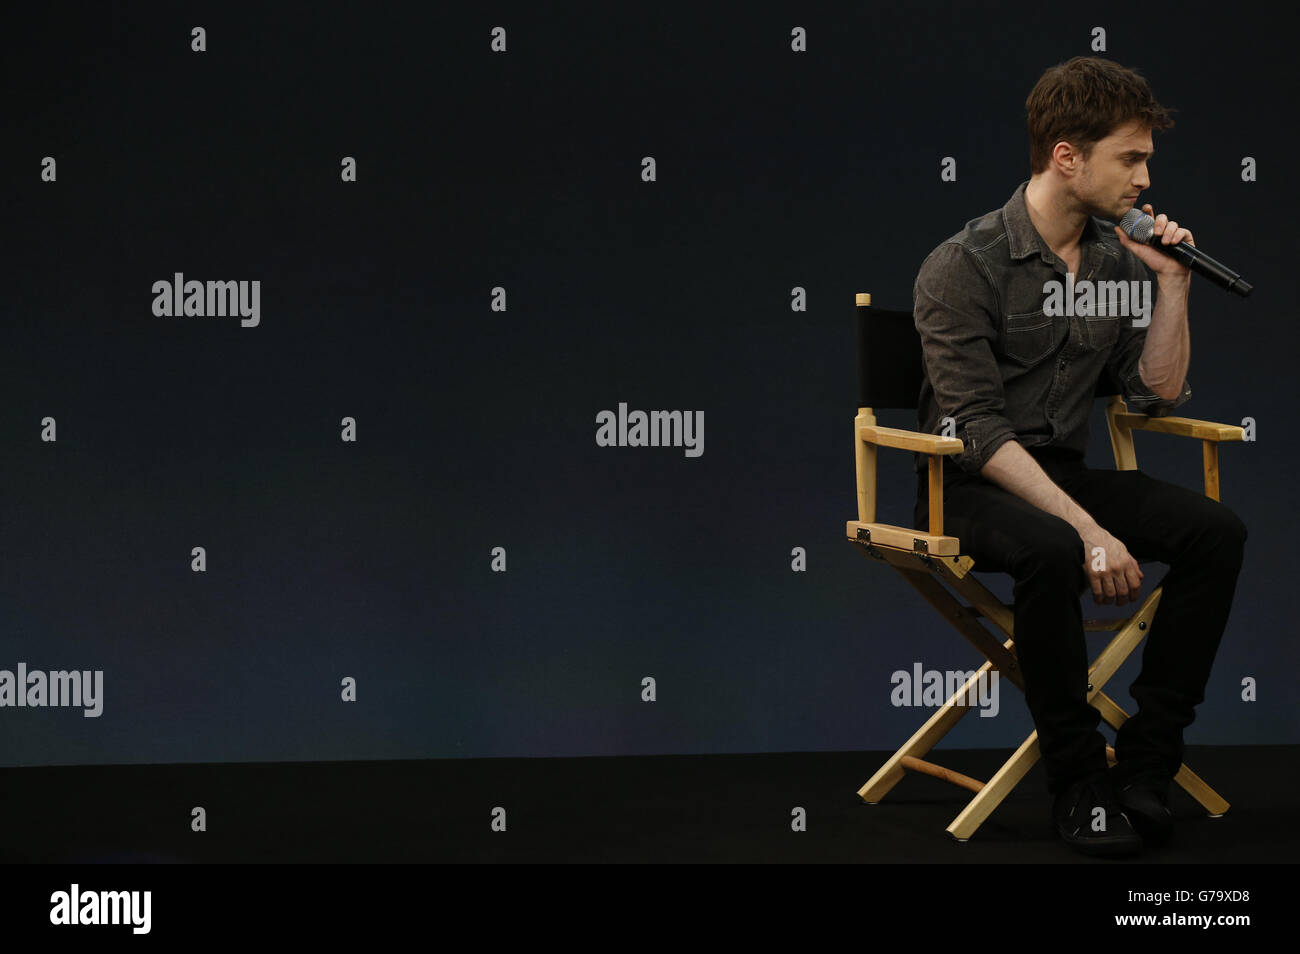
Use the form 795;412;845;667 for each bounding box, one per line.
847;293;1245;841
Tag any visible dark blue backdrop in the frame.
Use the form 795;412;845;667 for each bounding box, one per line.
2;0;1293;767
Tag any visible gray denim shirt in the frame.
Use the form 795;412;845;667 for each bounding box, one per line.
913;180;1192;477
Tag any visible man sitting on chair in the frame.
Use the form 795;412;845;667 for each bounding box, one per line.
911;56;1248;856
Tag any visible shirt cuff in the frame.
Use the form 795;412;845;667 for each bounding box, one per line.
1123;370;1192;418
956;415;1018;475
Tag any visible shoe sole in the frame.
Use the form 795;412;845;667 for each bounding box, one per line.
1057;826;1143;857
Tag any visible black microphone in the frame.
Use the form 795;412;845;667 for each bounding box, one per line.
1117;208;1253;297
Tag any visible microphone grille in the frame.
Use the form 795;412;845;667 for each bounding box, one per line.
1119;207;1155;242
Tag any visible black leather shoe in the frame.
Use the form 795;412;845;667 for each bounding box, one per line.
1052;771;1143;857
1111;764;1174;848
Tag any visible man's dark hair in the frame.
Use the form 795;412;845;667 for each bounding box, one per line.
1026;56;1175;175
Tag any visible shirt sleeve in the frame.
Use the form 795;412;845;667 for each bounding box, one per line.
913;242;1018;475
1105;257;1192;417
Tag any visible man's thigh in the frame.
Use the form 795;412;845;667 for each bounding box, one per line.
1051;466;1244;564
915;472;1083;575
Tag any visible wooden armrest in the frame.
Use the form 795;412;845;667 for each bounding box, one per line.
1111;414;1245;442
845;520;961;556
859;425;964;455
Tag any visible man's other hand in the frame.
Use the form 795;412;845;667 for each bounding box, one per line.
1078;523;1145;606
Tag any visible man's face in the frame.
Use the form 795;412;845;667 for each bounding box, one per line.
1072;120;1153;221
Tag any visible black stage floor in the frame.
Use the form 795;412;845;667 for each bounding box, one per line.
2;744;1293;864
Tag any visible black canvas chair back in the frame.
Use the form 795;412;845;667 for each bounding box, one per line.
856;299;1122;416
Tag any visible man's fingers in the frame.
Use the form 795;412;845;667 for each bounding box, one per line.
1118;566;1142;606
1137;206;1194;247
1110;573;1130;605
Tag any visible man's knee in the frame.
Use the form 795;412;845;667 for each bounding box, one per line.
1195;501;1248;563
1013;522;1087;590
1218;504;1248;547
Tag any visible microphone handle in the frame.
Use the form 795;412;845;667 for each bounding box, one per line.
1142;235;1253;297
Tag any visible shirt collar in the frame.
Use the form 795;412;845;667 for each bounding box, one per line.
1002;179;1108;265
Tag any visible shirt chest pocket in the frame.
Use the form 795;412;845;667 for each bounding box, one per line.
1002;309;1065;366
1082;314;1122;350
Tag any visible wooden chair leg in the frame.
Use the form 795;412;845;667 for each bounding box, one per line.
858;663;992;803
946;732;1041;841
1085;588;1163;690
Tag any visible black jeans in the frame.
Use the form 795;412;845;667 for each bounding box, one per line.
914;447;1248;794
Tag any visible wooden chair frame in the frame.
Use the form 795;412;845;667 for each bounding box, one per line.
847;293;1246;841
